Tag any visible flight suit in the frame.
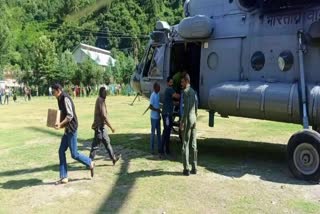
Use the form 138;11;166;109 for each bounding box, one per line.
181;86;197;171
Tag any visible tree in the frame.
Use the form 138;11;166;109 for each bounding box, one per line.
0;3;10;67
56;50;78;85
30;36;59;85
0;0;184;90
76;59;104;86
112;51;135;84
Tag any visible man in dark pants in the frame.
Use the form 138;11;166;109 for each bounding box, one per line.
180;74;198;176
0;88;2;104
52;83;94;185
161;77;180;156
89;87;121;165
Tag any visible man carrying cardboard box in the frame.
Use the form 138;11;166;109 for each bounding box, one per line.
52;83;94;184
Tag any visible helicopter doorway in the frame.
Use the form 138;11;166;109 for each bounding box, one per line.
170;42;201;95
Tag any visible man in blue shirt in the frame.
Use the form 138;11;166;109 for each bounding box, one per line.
161;77;180;156
149;82;161;155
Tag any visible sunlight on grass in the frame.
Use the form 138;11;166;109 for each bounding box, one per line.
0;96;319;213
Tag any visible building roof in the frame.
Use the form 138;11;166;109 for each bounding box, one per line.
73;43;116;67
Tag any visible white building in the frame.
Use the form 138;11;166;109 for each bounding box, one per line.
72;43;116;68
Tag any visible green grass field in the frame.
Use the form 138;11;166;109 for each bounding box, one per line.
0;96;320;213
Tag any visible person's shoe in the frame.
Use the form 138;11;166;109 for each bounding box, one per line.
191;168;197;175
90;162;95;177
158;153;165;159
55;178;68;185
183;169;190;176
112;154;121;166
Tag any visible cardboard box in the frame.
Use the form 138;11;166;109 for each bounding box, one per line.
47;109;61;128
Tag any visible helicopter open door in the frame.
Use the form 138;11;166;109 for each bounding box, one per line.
169;42;201;95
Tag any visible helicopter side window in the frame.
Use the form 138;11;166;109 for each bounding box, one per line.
143;45;165;79
142;46;155;78
149;45;165;78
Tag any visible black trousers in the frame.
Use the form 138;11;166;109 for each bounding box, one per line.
161;114;173;154
89;127;115;161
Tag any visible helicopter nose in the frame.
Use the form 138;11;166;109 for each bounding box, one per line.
130;71;141;94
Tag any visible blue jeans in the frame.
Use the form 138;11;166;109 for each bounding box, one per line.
150;118;161;153
59;131;92;179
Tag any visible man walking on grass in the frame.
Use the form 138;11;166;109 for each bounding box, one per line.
89;86;121;165
52;83;94;184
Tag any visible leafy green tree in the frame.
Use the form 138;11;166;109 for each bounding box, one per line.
0;4;11;67
103;65;113;84
77;59;105;86
30;35;59;85
112;50;135;84
56;50;78;85
0;0;184;90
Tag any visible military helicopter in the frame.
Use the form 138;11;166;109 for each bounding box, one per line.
130;0;320;181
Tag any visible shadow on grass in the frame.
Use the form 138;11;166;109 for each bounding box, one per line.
0;177;92;189
27;127;62;138
97;154;181;213
94;133;314;213
0;179;43;189
22;127;313;213
0;164;89;178
25;126;309;185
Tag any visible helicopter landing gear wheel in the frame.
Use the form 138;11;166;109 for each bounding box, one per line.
287;130;320;181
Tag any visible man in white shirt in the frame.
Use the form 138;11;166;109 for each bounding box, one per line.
149;82;161;155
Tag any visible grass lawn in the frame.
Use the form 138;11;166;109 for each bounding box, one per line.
0;95;320;213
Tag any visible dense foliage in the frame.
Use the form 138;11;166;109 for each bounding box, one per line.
0;0;183;91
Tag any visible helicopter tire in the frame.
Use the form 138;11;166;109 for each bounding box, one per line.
287;130;320;182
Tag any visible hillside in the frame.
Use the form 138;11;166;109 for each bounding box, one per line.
0;0;184;89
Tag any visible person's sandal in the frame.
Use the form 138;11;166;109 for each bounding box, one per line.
112;154;121;166
55;178;68;185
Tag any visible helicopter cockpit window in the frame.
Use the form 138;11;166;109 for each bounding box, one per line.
143;45;165;79
251;51;265;71
278;51;294;72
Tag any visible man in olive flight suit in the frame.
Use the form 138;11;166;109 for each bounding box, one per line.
180;73;198;176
